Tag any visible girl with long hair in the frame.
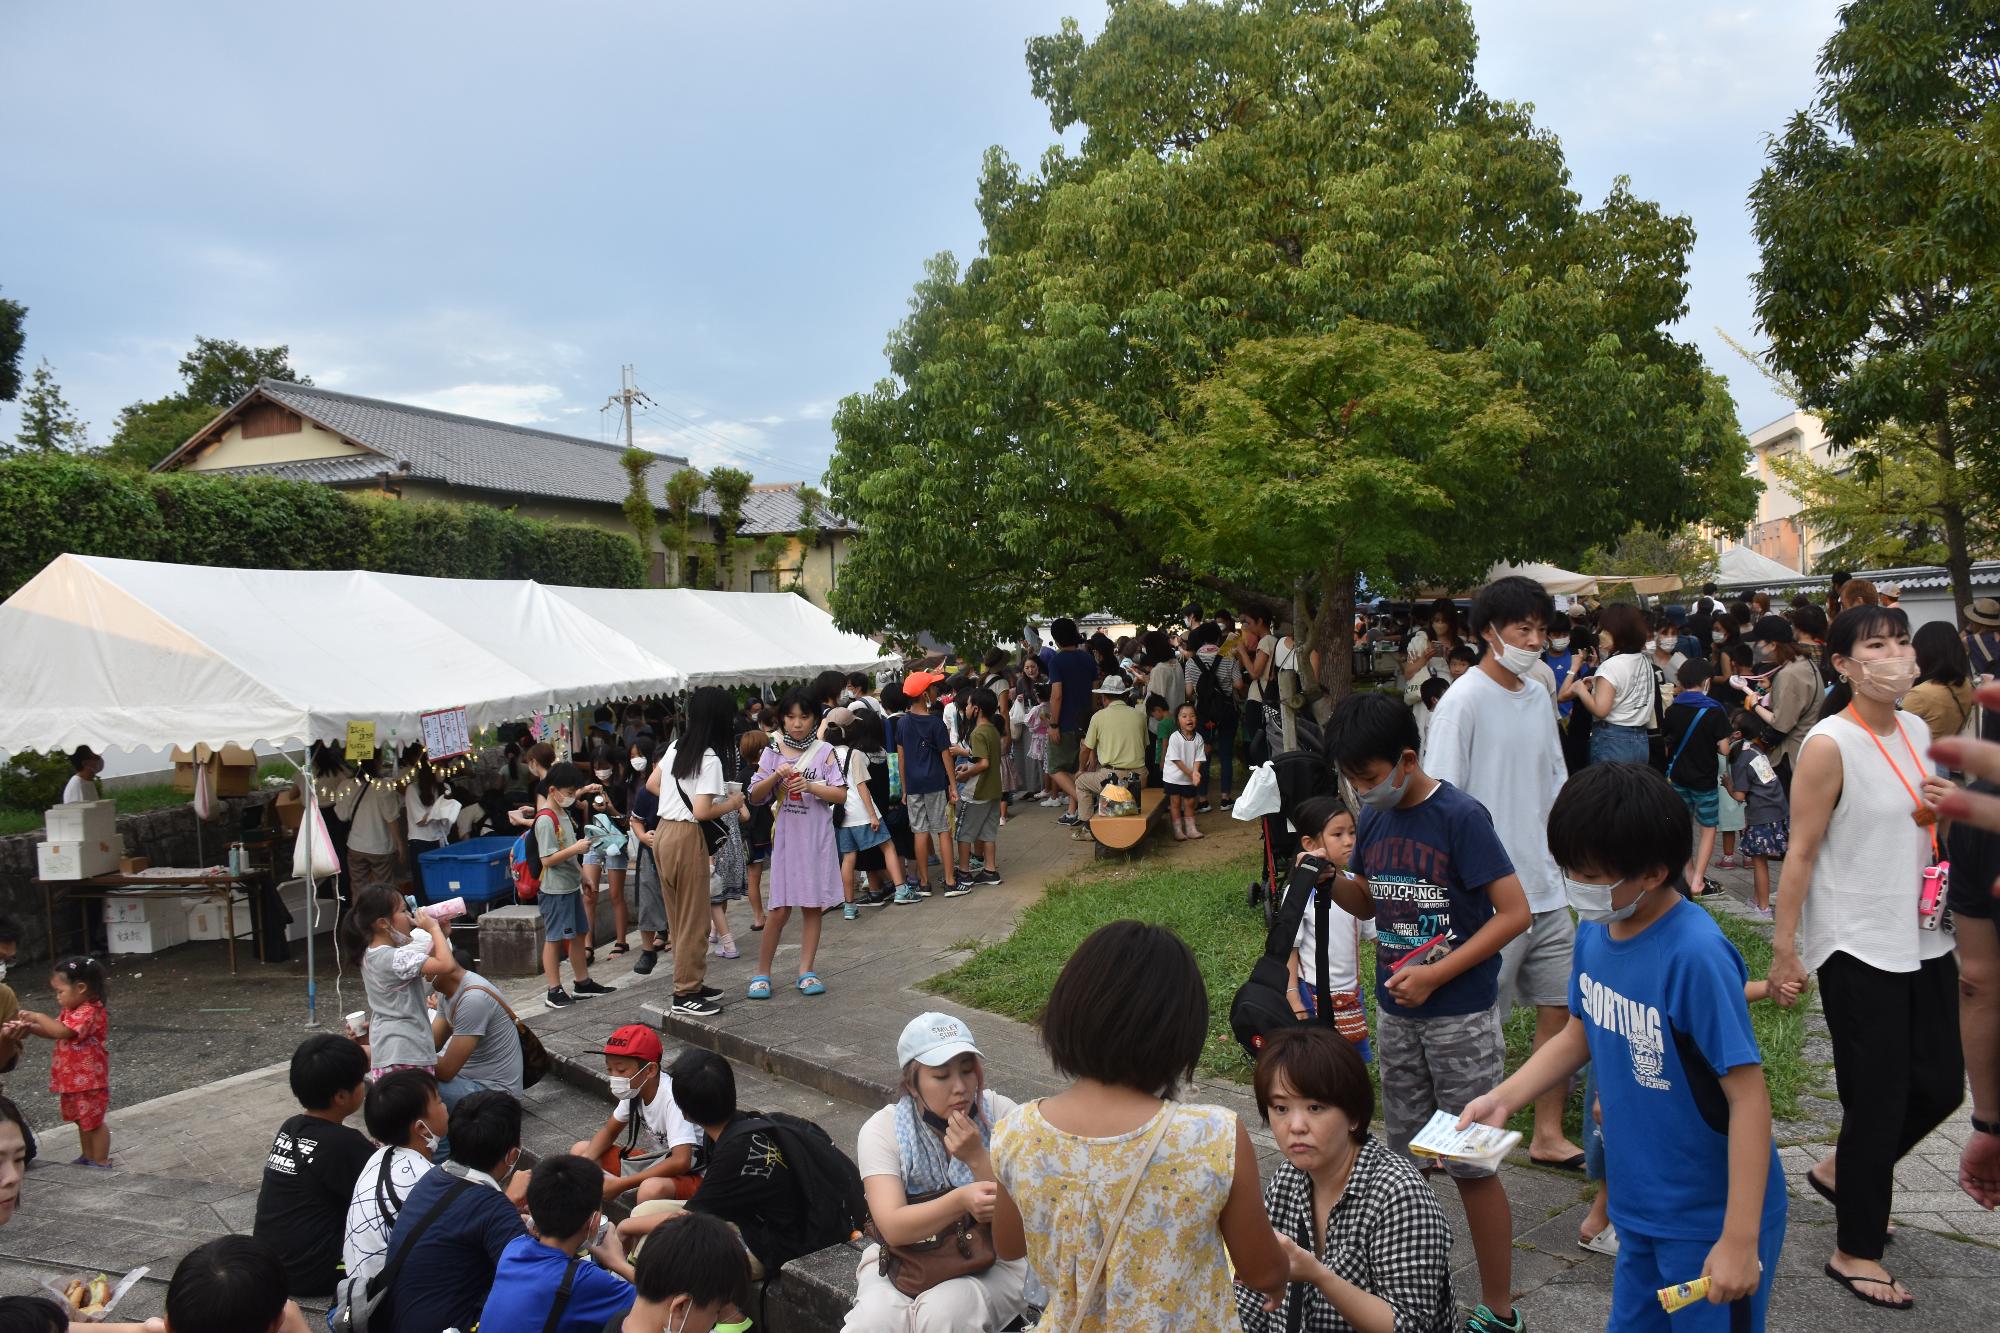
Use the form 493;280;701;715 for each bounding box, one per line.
648;687;747;1016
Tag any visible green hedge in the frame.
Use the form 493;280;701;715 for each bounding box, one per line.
0;453;645;597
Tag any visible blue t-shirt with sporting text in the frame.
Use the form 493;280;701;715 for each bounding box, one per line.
1570;896;1787;1242
1355;781;1513;1018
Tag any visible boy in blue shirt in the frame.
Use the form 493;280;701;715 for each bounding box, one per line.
1460;762;1786;1331
478;1154;636;1332
1324;692;1531;1333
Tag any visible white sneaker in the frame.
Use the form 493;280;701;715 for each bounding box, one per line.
1039;797;1062;808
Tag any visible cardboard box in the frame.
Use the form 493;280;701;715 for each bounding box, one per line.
117;855;150;875
37;833;124;881
170;744;258;796
45;800;117;844
107;914;188;956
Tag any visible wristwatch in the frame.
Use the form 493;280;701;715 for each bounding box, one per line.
1974;1113;2000;1136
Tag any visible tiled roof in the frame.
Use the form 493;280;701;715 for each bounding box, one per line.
244;380;693;506
735;483;851;535
199;455;402;486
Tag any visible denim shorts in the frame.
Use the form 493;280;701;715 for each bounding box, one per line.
835;822;890;857
538;890;586;942
583;840;630;871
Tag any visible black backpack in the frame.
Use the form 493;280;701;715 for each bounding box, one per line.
1193;653;1239;731
736;1111;869;1266
1230;858;1339;1060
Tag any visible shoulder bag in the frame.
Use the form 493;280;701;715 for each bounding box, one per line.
675;774;728;855
455;983;550;1090
1069;1103;1176;1331
540;1254;581;1333
865;1180;998;1297
331;1177;472;1333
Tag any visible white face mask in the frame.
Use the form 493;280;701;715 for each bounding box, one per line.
630;755;649;772
1353;758;1413;811
1712;629;1727;644
594;768;613;781
1645;638;1661;653
556;793;576;808
389;926;413;947
1853;655;1919;703
607;1063;654;1101
1549;637;1570;653
1488;634;1542;678
1563;872;1642;923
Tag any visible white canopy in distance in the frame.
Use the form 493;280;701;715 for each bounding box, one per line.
0;554;897;755
1488;562;1684;598
1714;544;1805;587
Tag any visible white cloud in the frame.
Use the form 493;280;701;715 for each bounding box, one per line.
632;415;788;475
401;382;564;424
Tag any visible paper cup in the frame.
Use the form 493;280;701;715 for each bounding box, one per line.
346;1010;370;1038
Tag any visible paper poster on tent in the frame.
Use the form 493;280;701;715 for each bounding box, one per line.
420;707;471;760
344;720;376;762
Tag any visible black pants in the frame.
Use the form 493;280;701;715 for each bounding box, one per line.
1816;949;1963;1259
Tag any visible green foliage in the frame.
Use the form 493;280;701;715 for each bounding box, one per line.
708;466;754;590
620;447;660;578
0;453;643;598
828;0;1751;654
0;288;24;403
100;396;219;471
1769;423;2000;571
1581;526;1719;593
1750;0;2000;612
756;532;790;583
662;467;706;586
10;359;88;453
177;336;311;407
0;751;71;813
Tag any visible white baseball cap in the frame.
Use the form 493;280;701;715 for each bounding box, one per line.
897;1012;982;1068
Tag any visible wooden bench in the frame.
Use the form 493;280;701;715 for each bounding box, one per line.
1088;785;1173;858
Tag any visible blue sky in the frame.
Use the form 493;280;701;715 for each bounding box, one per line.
2;1;1836;480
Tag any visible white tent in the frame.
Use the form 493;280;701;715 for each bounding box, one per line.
1714;544;1803;588
1488;562;1683;598
543;586;893;687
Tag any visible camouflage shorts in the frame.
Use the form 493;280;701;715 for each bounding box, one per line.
1377;1006;1506;1179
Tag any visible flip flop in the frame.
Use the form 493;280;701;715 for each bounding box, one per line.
1805;1168;1896;1241
1530;1152;1587;1172
1824;1264;1913;1310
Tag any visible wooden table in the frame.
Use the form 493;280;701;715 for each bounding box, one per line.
35;871;269;975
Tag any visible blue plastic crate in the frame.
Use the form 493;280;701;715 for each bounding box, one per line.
416;836;515;904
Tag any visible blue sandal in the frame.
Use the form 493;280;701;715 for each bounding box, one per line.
747;975;772;1000
797;972;826;996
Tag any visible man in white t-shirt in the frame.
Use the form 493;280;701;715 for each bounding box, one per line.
572;1024;702;1204
61;747;104;806
337;761;404;892
1423;574;1585;1170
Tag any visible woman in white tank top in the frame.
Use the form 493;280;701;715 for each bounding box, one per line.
1769;606;1959;1311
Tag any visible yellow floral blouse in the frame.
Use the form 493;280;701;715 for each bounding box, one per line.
992;1099;1242;1332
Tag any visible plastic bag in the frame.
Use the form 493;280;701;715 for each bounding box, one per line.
292;800;339;880
1233;763;1281;820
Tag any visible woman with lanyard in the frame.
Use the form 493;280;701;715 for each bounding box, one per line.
1768;605;1960;1312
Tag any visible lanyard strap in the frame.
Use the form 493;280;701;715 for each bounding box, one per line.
1842;706;1936;856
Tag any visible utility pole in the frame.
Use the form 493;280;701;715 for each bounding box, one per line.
604;364;653;449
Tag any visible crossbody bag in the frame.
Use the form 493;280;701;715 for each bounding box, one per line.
1069;1104;1176;1331
453;983;550;1089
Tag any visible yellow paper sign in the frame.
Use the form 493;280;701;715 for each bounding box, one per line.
345;720;376;762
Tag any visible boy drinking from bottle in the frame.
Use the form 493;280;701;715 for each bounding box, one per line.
1458;762;1787;1331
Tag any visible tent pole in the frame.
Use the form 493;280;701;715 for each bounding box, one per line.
302;758;319;1028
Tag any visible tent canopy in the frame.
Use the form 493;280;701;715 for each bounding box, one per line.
1713;544;1804;588
0;555;896;754
1488;562;1683;598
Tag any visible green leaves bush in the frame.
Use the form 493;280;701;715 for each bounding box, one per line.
0;453;644;598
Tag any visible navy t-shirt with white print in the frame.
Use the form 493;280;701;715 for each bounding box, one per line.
1570;896;1786;1242
1355;781;1514;1019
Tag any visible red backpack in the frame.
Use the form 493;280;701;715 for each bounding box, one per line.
508;808;556;902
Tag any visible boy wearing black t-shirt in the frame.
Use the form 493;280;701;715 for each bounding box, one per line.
253;1035;373;1296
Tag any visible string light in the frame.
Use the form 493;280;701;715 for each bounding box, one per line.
311;747;479;807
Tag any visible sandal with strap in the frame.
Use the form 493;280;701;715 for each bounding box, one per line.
1824;1264;1913;1310
797;972;826;996
609;941;631;956
747;975;772;1000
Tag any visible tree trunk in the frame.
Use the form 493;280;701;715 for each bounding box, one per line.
1309;565;1356;702
1935;410;1975;626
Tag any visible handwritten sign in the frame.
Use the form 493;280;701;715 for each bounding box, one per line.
420;707;471;760
344;720;376;762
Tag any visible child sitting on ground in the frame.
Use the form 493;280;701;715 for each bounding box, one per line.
1726;710;1790;919
477;1155;636;1332
251;1034;373;1297
5;955;110;1167
610;1211;754;1333
1284;795;1376;1059
573;1024;701;1204
341;1068;445;1290
165;1234;315;1333
1460;762;1789;1331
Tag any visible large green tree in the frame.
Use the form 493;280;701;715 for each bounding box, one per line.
1751;0;2000;619
1768;423;2000;571
10;359;88;453
0;288;24;403
828;0;1753;671
100;337;312;471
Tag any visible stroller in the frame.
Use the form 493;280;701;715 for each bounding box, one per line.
1244;723;1342;930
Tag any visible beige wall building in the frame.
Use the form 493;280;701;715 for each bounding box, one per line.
1734;410;1845;574
156;380;854;607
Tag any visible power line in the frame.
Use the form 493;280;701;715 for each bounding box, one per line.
628;373;805;475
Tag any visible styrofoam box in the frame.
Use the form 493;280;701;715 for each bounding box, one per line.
102;894;155;924
278;878;330;942
184;892;252;942
45;800;116;844
37;834;124;881
107;914;189;956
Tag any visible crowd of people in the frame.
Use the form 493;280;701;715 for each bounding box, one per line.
5;578;2000;1332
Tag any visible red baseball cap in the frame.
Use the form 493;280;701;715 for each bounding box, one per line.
599;1024;663;1064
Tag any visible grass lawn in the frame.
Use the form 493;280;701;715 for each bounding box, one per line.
930;850;1814;1135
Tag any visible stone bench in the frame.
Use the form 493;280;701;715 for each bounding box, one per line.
476;904;544;976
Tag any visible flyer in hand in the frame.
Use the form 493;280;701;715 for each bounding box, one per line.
1407;1109;1520;1171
